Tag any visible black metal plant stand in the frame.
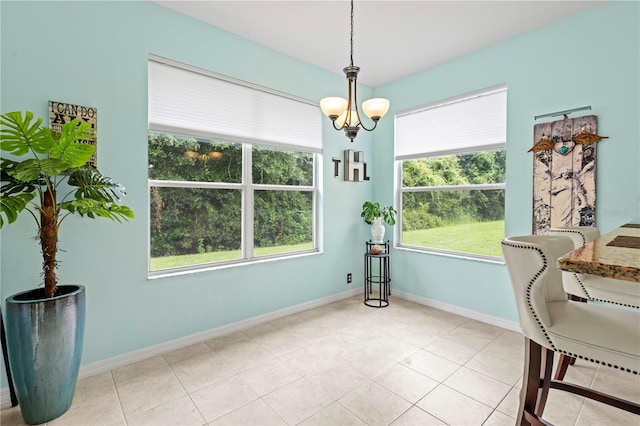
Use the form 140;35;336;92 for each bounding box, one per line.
364;240;391;308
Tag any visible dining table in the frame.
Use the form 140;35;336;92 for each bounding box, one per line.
557;222;640;283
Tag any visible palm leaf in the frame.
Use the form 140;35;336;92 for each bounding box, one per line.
10;158;68;182
0;193;36;228
67;166;126;202
49;119;96;167
0;111;54;155
61;199;134;222
1;158;43;194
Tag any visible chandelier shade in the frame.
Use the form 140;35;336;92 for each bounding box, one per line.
362;98;390;120
320;0;389;142
320;97;348;119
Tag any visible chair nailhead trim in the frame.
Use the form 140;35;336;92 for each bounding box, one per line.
572;273;593;299
572;272;595;300
574;275;640;309
502;240;639;375
553;229;588;246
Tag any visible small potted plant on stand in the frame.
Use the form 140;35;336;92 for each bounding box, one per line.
0;111;134;424
361;201;397;244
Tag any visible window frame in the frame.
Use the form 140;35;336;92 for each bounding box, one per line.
395;86;507;262
148;140;320;277
147;56;322;277
244;143;319;261
396;150;506;262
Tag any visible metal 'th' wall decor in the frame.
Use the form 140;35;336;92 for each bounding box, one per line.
529;114;608;234
332;150;370;181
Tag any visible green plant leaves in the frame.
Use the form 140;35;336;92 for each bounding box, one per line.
61;167;135;222
0;110;134;226
0;193;35;227
0;159;39;228
61;199;134;222
10;158;68;182
361;201;382;224
67;167;126;203
49;120;96;167
381;206;397;225
1;112;95;176
0;111;55;156
361;201;396;225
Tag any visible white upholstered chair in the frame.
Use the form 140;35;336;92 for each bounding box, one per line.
548;226;640;380
502;235;640;425
548;226;640;308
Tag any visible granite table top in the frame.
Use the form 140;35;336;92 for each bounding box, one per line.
557;223;640;283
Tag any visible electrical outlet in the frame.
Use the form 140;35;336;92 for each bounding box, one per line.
347;273;352;284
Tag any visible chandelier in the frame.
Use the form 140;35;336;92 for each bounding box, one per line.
320;0;390;142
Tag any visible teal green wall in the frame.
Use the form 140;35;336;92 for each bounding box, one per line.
0;0;376;387
372;1;639;319
1;0;638;390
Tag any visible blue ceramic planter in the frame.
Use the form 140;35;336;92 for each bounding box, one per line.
5;285;86;425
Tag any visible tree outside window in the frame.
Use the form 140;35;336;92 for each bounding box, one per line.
148;132;316;273
401;149;505;258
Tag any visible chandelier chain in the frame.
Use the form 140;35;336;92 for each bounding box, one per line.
349;0;354;66
320;0;388;141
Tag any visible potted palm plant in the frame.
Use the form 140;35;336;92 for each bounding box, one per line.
0;111;134;424
361;201;396;243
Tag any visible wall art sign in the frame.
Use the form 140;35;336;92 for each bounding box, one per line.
332;150;370;181
49;101;98;167
529;115;608;234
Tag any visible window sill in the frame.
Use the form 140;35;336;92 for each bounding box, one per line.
148;249;321;280
395;245;505;265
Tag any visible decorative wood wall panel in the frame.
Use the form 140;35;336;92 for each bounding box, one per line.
531;115;598;234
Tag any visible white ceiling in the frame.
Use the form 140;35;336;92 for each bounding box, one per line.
154;0;604;87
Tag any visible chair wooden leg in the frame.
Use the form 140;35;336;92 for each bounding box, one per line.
550;380;640;414
535;347;554;417
554;354;573;380
518;339;557;426
519;339;640;423
516;338;542;426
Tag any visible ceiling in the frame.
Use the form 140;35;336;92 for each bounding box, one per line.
153;0;604;87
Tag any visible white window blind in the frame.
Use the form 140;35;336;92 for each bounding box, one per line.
395;85;506;159
148;57;322;152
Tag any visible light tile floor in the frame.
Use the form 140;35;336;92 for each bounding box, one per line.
2;295;639;425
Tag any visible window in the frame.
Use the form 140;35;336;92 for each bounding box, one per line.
148;57;321;274
395;85;506;260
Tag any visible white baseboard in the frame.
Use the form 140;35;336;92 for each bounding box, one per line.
391;290;521;333
1;288;360;408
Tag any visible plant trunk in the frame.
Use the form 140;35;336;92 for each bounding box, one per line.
40;190;58;298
